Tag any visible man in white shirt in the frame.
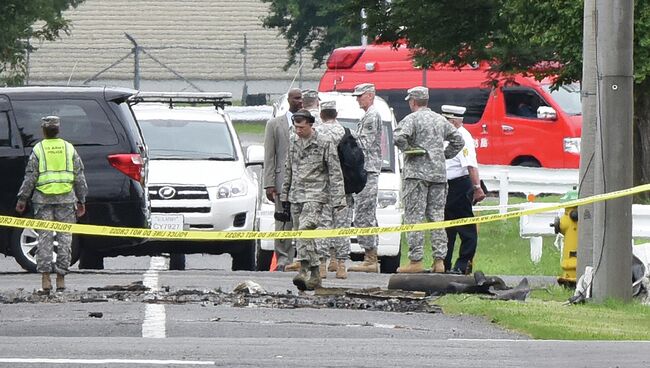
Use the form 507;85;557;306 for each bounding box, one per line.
442;105;486;274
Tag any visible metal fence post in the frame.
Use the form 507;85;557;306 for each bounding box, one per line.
499;169;509;214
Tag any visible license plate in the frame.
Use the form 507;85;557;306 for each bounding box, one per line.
151;214;184;231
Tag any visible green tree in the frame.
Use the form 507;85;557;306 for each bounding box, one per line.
264;0;650;197
0;0;84;86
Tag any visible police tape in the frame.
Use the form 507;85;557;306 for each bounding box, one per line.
1;183;649;241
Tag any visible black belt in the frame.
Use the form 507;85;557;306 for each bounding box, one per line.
447;175;470;183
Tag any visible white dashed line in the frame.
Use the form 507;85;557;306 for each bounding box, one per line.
142;256;168;338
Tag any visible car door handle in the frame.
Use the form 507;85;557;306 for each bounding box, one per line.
501;125;514;133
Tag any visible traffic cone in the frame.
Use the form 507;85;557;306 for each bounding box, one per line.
269;252;278;272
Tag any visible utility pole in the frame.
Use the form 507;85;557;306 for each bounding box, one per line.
592;0;634;302
577;0;597;280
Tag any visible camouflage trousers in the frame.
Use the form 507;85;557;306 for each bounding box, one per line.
316;194;353;260
273;197;294;266
352;172;379;251
290;202;324;267
33;203;76;275
402;179;448;261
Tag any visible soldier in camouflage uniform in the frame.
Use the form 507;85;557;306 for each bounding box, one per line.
16;116;88;294
348;83;383;273
315;100;352;279
302;89;322;127
281;109;346;290
393;87;464;273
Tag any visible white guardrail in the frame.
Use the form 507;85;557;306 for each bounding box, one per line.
478;165;579;214
518;203;650;263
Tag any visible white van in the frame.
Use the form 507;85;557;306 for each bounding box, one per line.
257;92;402;273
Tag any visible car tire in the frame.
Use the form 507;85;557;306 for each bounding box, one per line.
78;248;104;270
517;159;541;167
380;249;402;274
10;228;80;273
231;240;256;271
169;253;186;270
255;241;273;271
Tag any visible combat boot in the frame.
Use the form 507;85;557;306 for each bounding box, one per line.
38;273;52;295
319;259;327;279
56;274;65;292
433;258;446;273
292;261;310;291
397;260;425;273
348;248;379;273
284;261;301;272
335;259;347;279
327;249;338;272
304;266;322;290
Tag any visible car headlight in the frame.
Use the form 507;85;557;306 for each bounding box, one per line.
216;179;248;199
377;189;399;208
563;137;581;154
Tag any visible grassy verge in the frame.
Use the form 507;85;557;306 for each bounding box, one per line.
437;286;650;340
233;121;266;135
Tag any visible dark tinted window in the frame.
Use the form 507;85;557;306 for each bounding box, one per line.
377;88;490;124
0;112;9;147
428;88;491;124
11;99;118;147
503;87;549;119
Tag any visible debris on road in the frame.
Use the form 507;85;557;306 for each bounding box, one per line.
233;280;266;295
88;312;103;318
88;281;149;292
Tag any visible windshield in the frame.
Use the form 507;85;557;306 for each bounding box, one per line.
139;119;236;160
338;119;395;172
542;83;582;116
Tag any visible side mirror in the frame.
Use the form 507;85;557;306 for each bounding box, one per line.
245;145;264;167
537;106;557;120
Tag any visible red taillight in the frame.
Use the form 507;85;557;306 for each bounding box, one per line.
326;47;365;69
108;154;143;182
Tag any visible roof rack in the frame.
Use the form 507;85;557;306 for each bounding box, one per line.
129;91;233;110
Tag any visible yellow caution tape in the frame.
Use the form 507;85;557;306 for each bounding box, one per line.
1;184;649;240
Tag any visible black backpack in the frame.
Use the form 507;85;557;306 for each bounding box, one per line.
337;128;368;194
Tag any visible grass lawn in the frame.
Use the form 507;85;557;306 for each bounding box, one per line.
437;286;650;340
400;195;563;276
233;121;266;135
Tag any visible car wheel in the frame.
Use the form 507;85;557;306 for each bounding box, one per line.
169;253;186;270
255;241;273;271
379;249;402;274
78;248;104;269
231;240;256;271
516;159;541;167
10;228;80;273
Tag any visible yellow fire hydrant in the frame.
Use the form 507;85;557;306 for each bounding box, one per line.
553;189;578;285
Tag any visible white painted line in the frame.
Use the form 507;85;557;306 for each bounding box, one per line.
0;358;214;365
142;256;168;338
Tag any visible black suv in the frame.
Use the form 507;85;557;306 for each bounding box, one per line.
0;86;150;271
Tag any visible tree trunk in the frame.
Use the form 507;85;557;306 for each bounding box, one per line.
634;79;650;203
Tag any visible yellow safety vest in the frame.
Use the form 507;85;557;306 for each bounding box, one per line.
33;138;75;195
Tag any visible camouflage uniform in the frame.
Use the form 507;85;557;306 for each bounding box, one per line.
353;104;383;251
394;107;464;261
17;142;88;275
281;129;346;267
316;119;352;259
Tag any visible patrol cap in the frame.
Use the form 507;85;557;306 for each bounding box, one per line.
302;89;319;100
351;83;375;96
291;109;315;124
41;115;61;128
320;100;336;111
404;86;429;101
441;105;466;119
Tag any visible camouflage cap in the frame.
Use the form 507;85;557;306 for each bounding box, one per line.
291;109;315;124
320;100;337;110
40;115;61;128
441;105;466;119
351;83;375;96
302;89;319;100
404;86;429;101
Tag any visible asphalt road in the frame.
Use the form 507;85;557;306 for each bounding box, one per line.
1;255;649;367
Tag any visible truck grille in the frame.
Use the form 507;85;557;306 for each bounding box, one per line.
148;185;209;200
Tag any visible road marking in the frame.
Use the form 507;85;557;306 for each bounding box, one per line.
142;256;167;339
0;358;214;365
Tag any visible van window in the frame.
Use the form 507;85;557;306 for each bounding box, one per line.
428;88;491;124
542;84;582;115
0;112;10;147
11;99;119;147
503;88;549;119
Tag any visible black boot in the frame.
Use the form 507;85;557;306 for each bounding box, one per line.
292;261;310;291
